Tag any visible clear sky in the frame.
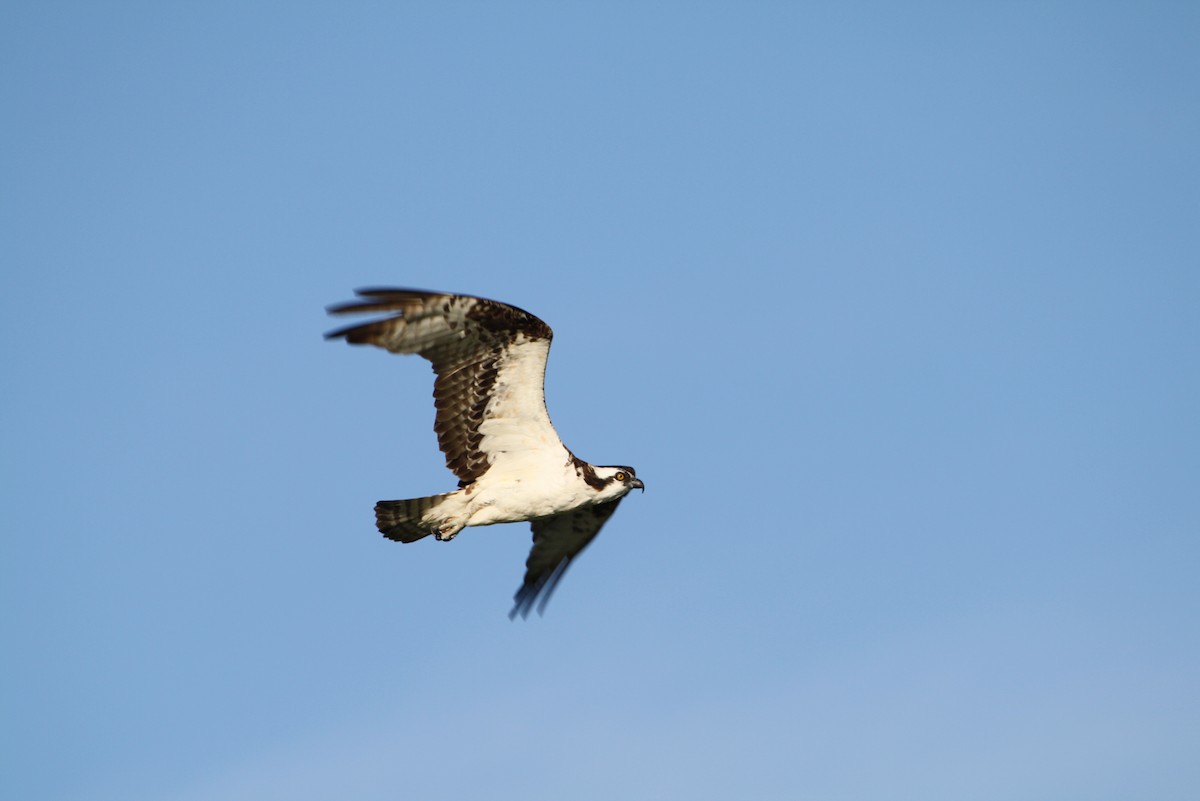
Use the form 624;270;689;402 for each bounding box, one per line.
2;3;1197;799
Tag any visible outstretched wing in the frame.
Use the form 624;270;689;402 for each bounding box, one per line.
326;288;560;485
510;499;624;619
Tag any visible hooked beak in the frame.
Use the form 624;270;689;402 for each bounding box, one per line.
631;478;645;493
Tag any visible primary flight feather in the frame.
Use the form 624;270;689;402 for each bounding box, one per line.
325;288;643;618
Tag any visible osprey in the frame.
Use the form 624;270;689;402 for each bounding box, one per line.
325;288;644;618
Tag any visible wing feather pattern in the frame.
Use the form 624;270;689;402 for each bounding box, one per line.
325;288;557;485
510;499;623;619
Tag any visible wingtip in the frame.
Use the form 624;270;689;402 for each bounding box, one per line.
352;287;446;300
322;321;364;342
324;288;438;317
508;596;531;621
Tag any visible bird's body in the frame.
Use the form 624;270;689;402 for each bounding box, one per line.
325;288;643;617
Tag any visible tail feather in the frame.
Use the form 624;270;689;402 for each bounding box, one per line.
374;494;451;542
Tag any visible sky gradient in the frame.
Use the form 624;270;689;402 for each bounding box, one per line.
2;3;1198;799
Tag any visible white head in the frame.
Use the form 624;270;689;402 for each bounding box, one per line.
591;465;644;501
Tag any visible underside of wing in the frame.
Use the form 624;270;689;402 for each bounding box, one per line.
510;499;624;619
326;288;560;484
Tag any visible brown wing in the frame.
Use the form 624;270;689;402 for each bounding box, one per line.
325;288;554;485
510;499;623;619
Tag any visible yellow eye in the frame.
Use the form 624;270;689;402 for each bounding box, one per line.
615;471;626;481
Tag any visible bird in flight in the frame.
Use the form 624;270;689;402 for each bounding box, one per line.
326;288;644;618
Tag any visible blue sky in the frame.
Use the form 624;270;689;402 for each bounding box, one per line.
2;3;1197;799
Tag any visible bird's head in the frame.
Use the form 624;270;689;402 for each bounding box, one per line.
593;465;645;500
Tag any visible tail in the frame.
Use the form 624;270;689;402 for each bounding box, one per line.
374;494;452;543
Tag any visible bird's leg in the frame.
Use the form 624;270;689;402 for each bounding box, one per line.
434;520;466;541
